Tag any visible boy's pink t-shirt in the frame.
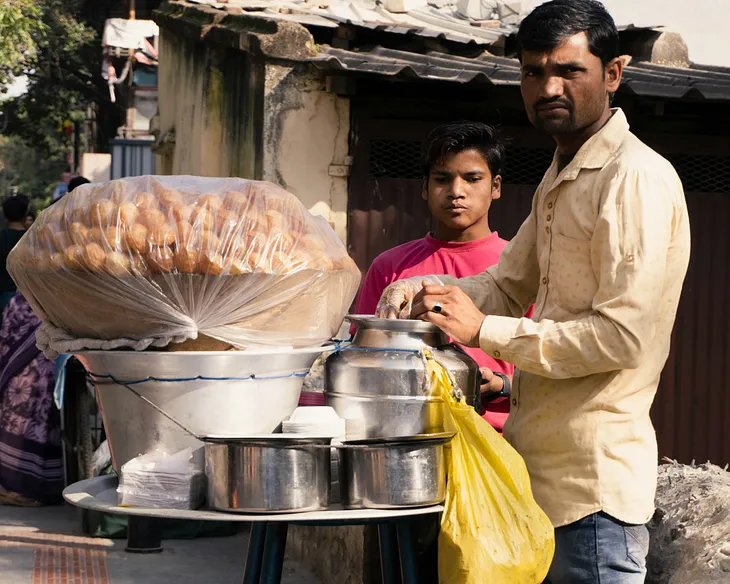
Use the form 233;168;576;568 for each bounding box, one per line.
352;232;515;432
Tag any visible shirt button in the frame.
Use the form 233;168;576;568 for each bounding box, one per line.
493;350;501;358
511;398;517;406
546;226;550;233
546;214;552;221
547;202;553;209
542;276;548;285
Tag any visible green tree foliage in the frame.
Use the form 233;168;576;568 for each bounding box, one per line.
1;0;108;160
0;0;45;89
0;0;126;200
0;135;62;208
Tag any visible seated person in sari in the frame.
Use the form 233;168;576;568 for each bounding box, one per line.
0;294;63;506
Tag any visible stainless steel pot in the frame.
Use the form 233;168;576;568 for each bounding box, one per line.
325;316;479;439
205;435;331;513
339;433;451;509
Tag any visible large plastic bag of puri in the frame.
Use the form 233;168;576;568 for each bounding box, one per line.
424;351;554;584
7;176;361;356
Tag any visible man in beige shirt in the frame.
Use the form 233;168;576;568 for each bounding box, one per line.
376;0;691;581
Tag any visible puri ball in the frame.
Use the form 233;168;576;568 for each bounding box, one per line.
64;245;86;271
229;258;249;275
147;246;174;273
197;194;223;213
199;252;225;276
190;207;215;230
223;191;249;212
49;252;65;271
69;222;90;245
119;202;139;227
140;208;167;230
173;248;199;273
150;223;176;247
104;226;125;250
169;203;193;223
129;254;149;276
200;230;221;254
84;243;106;272
135;192;158;211
127;223;149;253
159;189;184;208
104;251;131;276
175;220;194;246
89;200;118;227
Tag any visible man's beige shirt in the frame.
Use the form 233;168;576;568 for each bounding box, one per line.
442;109;691;527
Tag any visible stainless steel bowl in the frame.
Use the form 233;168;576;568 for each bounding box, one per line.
339;433;451;509
205;436;331;513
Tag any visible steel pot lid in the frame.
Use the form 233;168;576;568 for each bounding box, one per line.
342;431;456;447
201;434;333;445
346;314;442;334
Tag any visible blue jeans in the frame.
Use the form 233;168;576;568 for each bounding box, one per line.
545;512;649;584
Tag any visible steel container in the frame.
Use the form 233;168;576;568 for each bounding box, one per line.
339;434;451;509
76;347;329;472
325;316;479;439
205;436;331;513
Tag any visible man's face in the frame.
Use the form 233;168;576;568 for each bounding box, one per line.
520;32;621;135
423;149;501;232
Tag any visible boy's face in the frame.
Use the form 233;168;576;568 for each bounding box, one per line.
423;149;501;235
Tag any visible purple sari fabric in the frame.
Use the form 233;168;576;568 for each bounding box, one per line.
0;294;63;503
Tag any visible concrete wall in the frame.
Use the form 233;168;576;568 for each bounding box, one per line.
155;29;262;179
262;63;350;240
154;30;351;240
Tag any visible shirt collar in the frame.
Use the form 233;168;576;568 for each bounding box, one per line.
546;108;630;185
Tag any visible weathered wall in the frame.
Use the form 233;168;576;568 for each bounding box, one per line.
263;63;350;241
155;32;350;240
154;29;262;179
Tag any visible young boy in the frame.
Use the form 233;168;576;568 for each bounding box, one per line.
353;121;520;431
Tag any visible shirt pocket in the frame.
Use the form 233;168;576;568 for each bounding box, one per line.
549;232;596;314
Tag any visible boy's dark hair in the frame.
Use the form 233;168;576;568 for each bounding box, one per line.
516;0;619;66
2;195;30;223
67;176;90;193
422;121;505;179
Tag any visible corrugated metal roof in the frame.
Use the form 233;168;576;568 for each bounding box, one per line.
184;0;660;45
185;0;518;45
309;45;730;100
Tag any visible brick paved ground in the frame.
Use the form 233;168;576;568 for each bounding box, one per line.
0;504;322;584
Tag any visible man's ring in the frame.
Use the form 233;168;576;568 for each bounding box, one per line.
433;303;443;314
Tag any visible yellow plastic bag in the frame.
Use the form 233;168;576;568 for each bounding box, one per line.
424;352;555;584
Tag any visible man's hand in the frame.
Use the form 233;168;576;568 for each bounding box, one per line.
410;282;486;348
375;276;443;319
479;367;505;396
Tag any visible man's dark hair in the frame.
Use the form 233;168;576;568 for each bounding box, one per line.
422;121;505;179
67;176;90;193
2;195;30;223
516;0;620;66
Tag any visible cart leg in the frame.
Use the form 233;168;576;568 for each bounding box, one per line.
378;524;401;584
125;516;163;554
243;523;267;584
396;522;419;584
260;523;288;584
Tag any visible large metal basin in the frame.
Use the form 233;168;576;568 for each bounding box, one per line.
76;347;329;472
